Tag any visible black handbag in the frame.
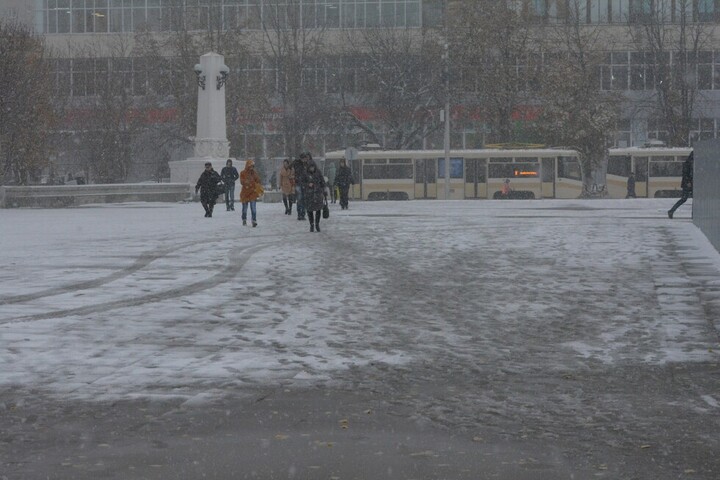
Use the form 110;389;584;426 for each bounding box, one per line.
322;200;330;219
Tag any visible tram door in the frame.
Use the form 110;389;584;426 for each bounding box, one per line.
464;158;487;198
633;156;649;197
414;158;437;199
541;158;556;198
350;159;362;199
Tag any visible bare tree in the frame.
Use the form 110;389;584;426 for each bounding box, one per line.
257;0;332;156
628;0;714;146
338;27;444;150
0;19;56;185
536;1;621;195
64;37;153;183
451;0;537;144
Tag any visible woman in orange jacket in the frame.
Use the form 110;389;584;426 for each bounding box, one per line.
240;160;263;227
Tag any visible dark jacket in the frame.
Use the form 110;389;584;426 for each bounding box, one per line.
221;166;239;185
303;164;327;212
681;153;693;192
335;165;354;188
292;158;307;188
196;169;222;200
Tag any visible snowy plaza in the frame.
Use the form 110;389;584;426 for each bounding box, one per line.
2;198;720;479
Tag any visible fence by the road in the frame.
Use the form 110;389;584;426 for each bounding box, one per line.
0;183;193;208
694;140;720;253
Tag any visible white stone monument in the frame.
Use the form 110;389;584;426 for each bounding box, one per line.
169;52;242;184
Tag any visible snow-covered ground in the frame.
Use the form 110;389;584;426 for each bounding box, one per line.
1;198;719;405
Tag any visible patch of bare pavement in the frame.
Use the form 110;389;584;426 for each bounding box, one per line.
3;358;720;480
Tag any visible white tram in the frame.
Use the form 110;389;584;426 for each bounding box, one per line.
323;146;693;200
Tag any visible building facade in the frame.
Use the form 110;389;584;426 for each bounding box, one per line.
3;1;720;181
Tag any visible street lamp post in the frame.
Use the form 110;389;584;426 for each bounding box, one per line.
443;40;450;200
442;2;450;200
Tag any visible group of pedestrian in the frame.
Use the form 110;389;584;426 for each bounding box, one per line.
197;153;354;232
279;152;354;232
195;158;262;226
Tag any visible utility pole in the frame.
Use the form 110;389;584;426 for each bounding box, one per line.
443;1;450;200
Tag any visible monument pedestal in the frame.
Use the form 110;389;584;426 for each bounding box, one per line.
169;157;246;185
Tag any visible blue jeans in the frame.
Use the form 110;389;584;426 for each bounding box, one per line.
241;201;256;222
225;183;235;209
295;185;305;218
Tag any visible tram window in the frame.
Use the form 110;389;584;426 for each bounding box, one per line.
489;164;514;178
512;163;539;177
541;158;555;182
363;165;387;179
414;159;425;182
477;159;487;182
650;161;683;177
633;157;648;181
607;155;631;176
438;158;464;178
489;157;512;163
465;159;476;183
387;164;413;179
489;163;538;178
653;156;675;163
515;157;538;163
558;157;582;180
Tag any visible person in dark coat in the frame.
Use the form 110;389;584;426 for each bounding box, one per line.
303;160;327;232
626;172;636;198
335;158;354;210
195;162;222;217
668;152;693;219
220;159;239;211
292;153;310;221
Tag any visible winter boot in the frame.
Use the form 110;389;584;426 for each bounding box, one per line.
252;221;257;228
242;219;247;226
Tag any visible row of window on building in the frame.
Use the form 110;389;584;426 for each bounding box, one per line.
34;1;720;35
35;0;434;33
49;50;720;98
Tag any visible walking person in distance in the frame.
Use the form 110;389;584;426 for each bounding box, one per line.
279;158;295;215
335;158;354;210
240;159;262;227
195;162;222;218
292;153;310;221
221;159;239;211
326;160;337;204
626;172;636;198
304;160;327;232
668;152;693;219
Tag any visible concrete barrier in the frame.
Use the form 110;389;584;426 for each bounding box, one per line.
694;141;720;253
0;183;194;208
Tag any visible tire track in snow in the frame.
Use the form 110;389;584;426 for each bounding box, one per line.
1;243;274;325
0;240;203;306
